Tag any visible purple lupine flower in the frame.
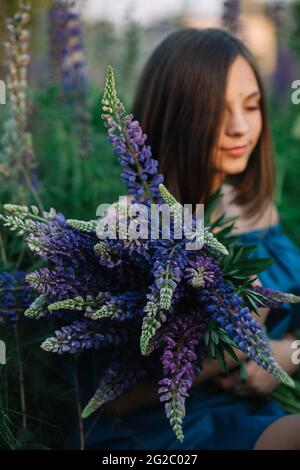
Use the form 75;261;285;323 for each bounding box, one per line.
48;0;92;158
269;1;286;29
221;0;241;35
184;254;222;288
158;311;208;442
105;116;164;205
41;318;131;354
249;284;300;308
199;280;293;385
48;0;88;97
82;349;154;418
26;224;99;268
0;271;33;323
88;290;144;322
272;45;297;99
26;266;83;300
102;66;164;205
1;3;38;187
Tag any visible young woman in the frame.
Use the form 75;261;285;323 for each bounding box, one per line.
80;27;300;450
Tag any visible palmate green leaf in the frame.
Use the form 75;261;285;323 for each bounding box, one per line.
205;322;242;373
222;343;241;364
220;240;274;283
235;281;266;315
243;292;262;316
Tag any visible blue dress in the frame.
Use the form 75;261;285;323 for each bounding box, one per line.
78;223;300;450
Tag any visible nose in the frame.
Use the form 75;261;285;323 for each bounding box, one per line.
225;109;249;137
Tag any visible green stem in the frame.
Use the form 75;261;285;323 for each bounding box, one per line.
73;358;85;450
0;230;8;267
13;324;27;429
0;287;27;293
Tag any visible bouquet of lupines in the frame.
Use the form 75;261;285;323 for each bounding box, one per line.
1;66;300;443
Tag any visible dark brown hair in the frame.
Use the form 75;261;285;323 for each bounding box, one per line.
131;27;275;219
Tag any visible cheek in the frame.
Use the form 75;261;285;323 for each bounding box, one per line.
249;112;262;146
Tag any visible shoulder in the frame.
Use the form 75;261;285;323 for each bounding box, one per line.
213;183;279;235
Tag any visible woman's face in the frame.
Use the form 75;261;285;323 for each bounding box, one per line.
214;55;262;181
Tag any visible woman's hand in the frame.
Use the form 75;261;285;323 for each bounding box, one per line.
213;335;299;396
213;360;280;396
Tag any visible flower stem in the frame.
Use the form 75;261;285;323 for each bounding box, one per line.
73;358;85;450
0;229;8;267
13;323;27;429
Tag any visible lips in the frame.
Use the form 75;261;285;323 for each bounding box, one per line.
220;144;248;157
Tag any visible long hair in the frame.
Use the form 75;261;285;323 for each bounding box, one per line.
131;27;275;218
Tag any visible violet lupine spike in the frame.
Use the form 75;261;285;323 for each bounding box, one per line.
221;0;241;35
140;241;189;356
26;266;82;300
249;285;300;308
26;224;99;268
152;239;189;311
1;3;38;186
0;271;33;323
272;46;297;99
269;1;286;30
48;0;88;97
24;294;48;319
41;319;130;354
101;66;164;205
158;312;208;442
90;291;143;321
199;281;295;388
48;0;92;159
82;351;151;418
140;286;166;357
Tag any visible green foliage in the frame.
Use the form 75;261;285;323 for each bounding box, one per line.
204;320;242;374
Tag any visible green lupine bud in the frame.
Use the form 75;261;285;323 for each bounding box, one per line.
140;316;161;356
167;398;185;443
48;296;86;312
82;388;107;418
160;285;173;310
24;294;47;319
94;241;110;257
41;337;57;353
30;205;39;215
144;300;158;316
159;184;182;216
0;214;35;235
3;204;29;217
204;230;228;256
101;66;125;120
67;219;97;233
91;303;117;320
275;292;300;304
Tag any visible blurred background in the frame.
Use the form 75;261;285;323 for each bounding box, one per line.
1;0;300;450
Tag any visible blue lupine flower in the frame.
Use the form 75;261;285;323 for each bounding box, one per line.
0;271;33;323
